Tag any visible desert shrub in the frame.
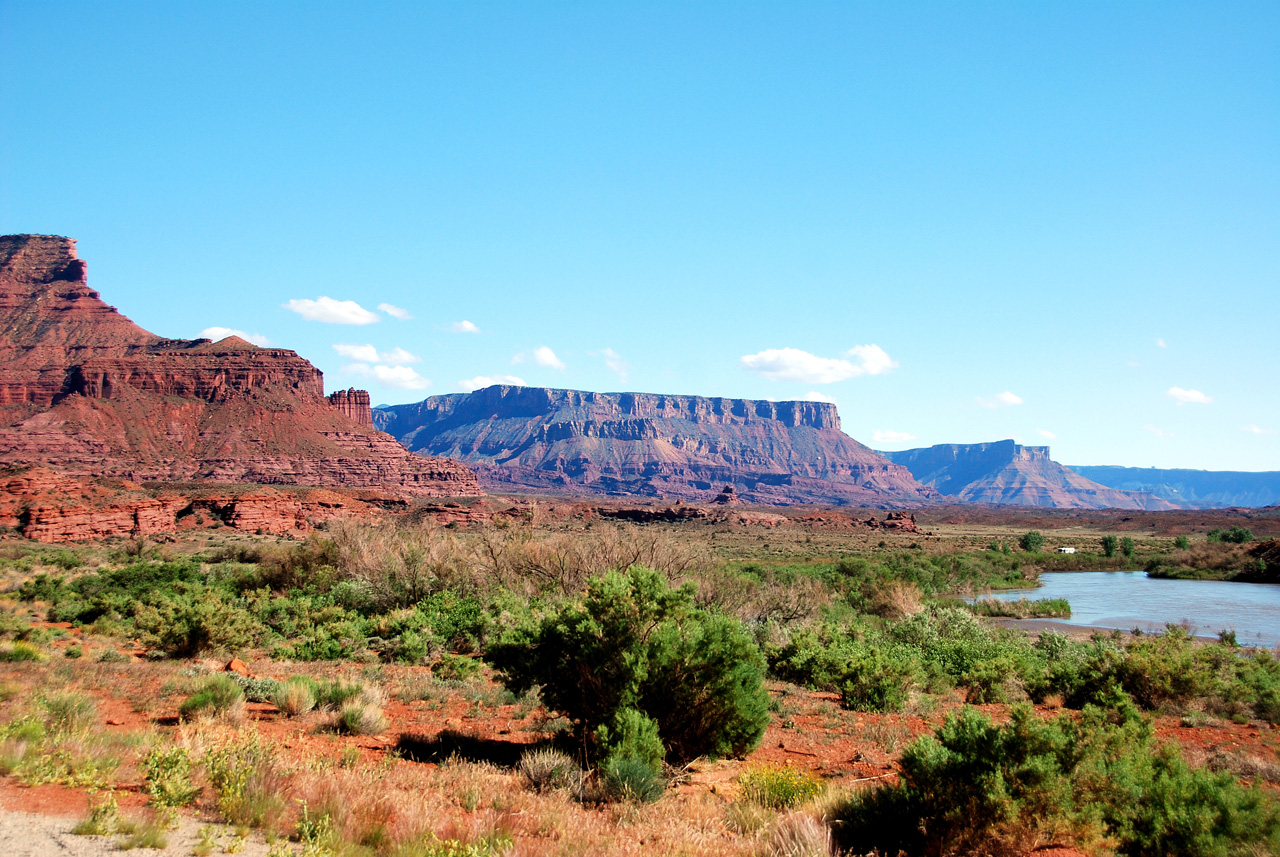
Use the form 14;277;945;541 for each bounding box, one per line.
738;763;824;809
1122;536;1136;558
331;700;387;735
519;747;581;793
1019;531;1045;553
313;679;365;711
271;676;317;717
330;519;471;609
432;653;482;682
142;746;200;807
203;733;286;828
487;566;770;765
0;640;45;661
133;590;260;658
72;792;122;836
830;703;1280;857
1208;527;1254;544
965;597;1071;619
40;691;96;735
228;674;279;703
1102;535;1119;557
839;648;916;712
1176;535;1191;549
179;674;244;720
594;707;665;773
600;756;665;803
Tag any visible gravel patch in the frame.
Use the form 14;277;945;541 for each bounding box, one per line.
0;808;275;857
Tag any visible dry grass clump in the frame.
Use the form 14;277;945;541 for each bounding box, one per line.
271;676;317;717
866;580;922;620
761;812;833;857
518;746;582;793
332;699;388;736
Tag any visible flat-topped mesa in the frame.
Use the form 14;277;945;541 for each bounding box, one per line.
881;440;1176;510
327;388;373;427
0;234;480;498
406;384;842;430
376;385;934;506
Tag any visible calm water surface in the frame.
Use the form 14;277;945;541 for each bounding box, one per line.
985;571;1280;648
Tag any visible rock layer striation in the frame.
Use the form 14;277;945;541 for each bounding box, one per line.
0;235;480;498
375;385;935;505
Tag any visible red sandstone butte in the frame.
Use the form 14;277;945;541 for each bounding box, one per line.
0;235;480;499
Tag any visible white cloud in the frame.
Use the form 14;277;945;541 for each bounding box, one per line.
333;344;420;365
378;303;412;320
1167;386;1212;405
845;344;898;376
1144;424;1174;438
533;346;565;369
1243;424;1276;435
596;348;629;381
198;327;270;347
1037;429;1057;440
347;363;431;390
1157;338;1167;348
976;390;1024;408
802;391;838;404
740;344;897;384
284;297;380;325
514;346;566;370
872;429;917;444
450;320;481;334
457;374;526;393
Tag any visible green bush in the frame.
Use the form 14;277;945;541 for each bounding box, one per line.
432;653;482;682
1122;536;1136;558
1208;527;1254;544
134;591;260;658
179;674;244;720
830;703;1280;857
595;707;664;769
839;648;915;712
600;756;664;803
1102;535;1119;557
487;566;769;765
143;746;200;807
1019;531;1045;553
1175;535;1191;550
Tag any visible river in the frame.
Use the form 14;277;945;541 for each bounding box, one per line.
982;571;1280;649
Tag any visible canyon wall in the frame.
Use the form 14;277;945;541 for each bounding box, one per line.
376;384;935;506
0;234;480;498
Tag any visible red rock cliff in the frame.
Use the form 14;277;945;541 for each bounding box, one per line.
328;388;373;427
0;235;480;498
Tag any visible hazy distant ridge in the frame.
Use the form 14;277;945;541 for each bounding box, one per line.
1069;465;1280;509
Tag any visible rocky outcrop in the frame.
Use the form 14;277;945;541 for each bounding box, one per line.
0;235;480;498
328;388;373;427
376;385;936;506
881;441;1178;510
1068;465;1280;509
0;466;374;542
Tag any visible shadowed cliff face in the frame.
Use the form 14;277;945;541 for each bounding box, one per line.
0;234;479;498
881;441;1178;510
376;386;936;506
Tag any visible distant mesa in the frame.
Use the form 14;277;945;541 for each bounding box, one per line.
0;234;479;498
880;440;1178;510
374;384;938;506
1068;465;1280;509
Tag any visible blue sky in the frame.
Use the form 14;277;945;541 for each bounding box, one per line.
2;3;1277;470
